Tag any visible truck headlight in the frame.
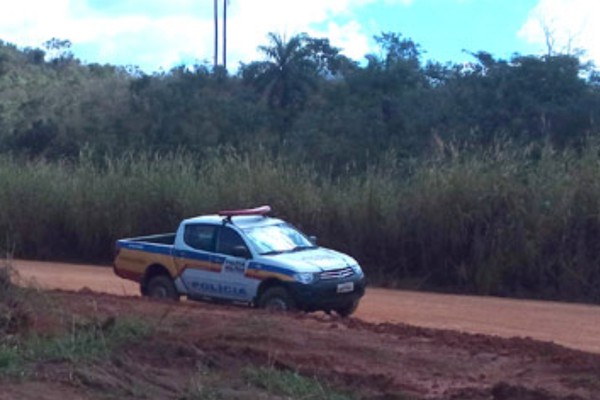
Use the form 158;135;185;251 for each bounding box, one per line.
350;264;364;277
294;272;317;284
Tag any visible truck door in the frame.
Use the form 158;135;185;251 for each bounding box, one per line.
213;226;255;302
175;223;224;299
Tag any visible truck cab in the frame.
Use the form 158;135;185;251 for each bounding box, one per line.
114;206;366;316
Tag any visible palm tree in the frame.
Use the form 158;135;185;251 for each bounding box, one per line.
245;33;317;110
240;33;322;143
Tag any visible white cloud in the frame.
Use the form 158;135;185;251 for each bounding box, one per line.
519;0;600;64
0;0;414;72
0;0;71;44
325;21;371;61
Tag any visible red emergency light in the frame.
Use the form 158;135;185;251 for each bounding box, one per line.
218;205;271;218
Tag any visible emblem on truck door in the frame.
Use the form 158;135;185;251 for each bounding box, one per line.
223;259;245;274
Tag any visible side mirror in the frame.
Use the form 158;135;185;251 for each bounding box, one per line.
232;245;251;259
308;235;318;245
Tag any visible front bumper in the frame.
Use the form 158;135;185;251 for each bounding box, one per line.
287;276;367;312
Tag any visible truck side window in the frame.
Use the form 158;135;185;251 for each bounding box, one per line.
216;227;248;257
184;224;217;252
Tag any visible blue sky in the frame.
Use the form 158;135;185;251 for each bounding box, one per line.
312;0;541;63
0;0;598;72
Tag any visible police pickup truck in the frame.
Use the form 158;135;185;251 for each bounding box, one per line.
113;206;366;316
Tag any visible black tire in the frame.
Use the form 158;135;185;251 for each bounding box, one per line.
334;299;359;317
258;286;296;312
146;275;179;301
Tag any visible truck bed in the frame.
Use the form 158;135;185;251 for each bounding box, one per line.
114;233;178;283
122;233;176;245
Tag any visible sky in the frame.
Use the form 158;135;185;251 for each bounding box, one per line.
0;0;598;73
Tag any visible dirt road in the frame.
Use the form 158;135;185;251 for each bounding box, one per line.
11;259;600;354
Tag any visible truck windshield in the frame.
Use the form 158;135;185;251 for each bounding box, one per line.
243;223;315;255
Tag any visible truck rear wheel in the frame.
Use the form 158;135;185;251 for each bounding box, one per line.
146;275;179;301
258;286;296;312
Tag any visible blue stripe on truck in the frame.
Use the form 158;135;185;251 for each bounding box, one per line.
178;249;225;264
118;241;172;256
118;241;226;264
247;262;294;276
118;240;291;276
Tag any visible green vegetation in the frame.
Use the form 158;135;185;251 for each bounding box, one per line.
0;34;598;167
0;260;38;340
0;314;151;375
25;317;150;362
1;31;600;303
1;317;150;373
1;144;600;303
243;366;354;400
0;337;22;375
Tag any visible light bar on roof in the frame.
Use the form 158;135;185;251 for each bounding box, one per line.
218;205;271;217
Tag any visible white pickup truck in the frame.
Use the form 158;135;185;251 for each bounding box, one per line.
113;206;366;316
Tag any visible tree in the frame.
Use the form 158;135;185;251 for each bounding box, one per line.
242;33;315;110
240;33;345;142
43;38;73;64
374;32;422;69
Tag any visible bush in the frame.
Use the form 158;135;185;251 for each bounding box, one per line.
0;261;33;337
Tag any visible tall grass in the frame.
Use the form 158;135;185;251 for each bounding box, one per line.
2;144;600;302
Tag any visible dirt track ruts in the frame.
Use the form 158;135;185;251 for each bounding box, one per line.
11;259;600;354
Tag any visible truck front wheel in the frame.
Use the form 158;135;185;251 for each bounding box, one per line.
334;299;359;317
146;275;179;301
258;286;296;312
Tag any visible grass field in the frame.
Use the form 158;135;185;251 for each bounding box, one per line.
1;143;600;302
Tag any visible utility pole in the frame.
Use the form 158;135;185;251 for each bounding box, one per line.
214;0;218;69
223;0;227;70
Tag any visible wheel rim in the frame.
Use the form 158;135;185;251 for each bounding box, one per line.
265;297;288;311
150;285;168;298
